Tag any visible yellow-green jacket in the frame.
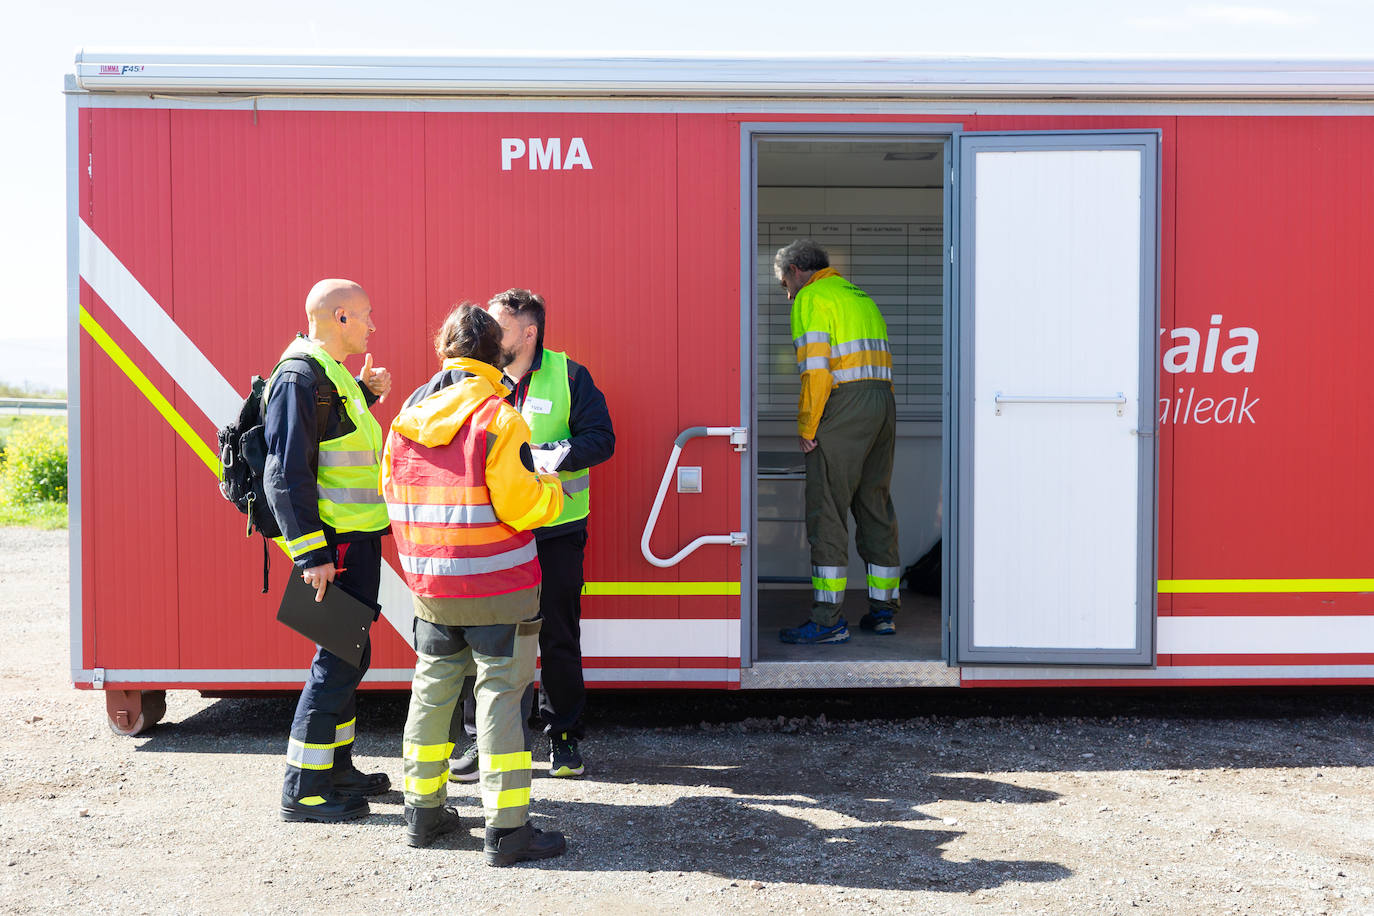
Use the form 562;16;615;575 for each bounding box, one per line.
789;268;893;439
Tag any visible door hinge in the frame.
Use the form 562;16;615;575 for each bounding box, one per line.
949;244;955;264
92;667;105;688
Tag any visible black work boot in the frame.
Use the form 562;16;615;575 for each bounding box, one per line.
404;805;463;848
484;822;567;866
280;793;369;823
332;765;391;797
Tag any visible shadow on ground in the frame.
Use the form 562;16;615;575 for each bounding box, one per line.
119;686;1374;893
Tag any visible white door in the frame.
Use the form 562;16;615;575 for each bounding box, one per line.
952;132;1159;665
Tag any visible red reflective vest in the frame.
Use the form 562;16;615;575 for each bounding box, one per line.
384;397;542;599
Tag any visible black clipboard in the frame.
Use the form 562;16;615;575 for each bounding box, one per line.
276;574;379;668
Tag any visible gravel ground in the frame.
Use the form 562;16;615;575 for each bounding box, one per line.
4;526;1374;914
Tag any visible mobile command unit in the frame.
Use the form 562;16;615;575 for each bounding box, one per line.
65;51;1374;733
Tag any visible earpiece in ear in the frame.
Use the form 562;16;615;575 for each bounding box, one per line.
339;315;347;324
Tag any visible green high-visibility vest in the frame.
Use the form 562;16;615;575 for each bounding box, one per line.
265;337;388;537
522;349;590;527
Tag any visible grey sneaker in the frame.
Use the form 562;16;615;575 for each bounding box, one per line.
449;741;480;783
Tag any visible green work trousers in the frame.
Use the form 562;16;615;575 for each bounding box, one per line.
805;380;902;626
402;616;542;830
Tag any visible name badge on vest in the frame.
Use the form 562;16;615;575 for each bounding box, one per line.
524;396;554;416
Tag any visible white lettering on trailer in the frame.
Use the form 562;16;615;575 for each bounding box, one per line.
501;138;526;170
1160;314;1259;374
501;137;593;171
1157;315;1261;425
529;137;560;170
1158;386;1259;425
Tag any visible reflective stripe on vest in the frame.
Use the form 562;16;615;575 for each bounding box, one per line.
383;397;543;599
399;540;539;577
523;349;590;526
790;273;893;386
265;337;388;534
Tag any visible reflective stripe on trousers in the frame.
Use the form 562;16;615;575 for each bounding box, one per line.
867;563;902;602
285;719;355;770
812;564;846;606
402;739;455;795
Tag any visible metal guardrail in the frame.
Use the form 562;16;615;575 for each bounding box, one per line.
0;398;68;415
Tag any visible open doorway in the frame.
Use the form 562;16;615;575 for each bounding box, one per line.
751;136;948;667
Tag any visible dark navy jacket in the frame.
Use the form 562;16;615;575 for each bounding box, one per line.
263;349;388;571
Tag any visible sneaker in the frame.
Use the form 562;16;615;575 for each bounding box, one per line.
779;618;850;645
404;804;463;848
448;741;480;783
550;732;585;777
485;822;567;867
859;608;896;636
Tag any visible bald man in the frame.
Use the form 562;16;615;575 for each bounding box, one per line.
263;279;394;823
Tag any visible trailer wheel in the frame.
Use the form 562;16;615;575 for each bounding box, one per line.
105;689;168;736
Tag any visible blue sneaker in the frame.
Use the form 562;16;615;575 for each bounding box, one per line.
859;608;896;635
779;619;850;645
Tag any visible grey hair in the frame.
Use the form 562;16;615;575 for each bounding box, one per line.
773;239;830;277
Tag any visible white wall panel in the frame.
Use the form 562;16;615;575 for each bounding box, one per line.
581;618;739;658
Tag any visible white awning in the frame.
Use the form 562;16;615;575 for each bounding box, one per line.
72;50;1374;100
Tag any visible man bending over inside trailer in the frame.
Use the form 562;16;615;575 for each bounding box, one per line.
382;304;568;864
264;278;394;823
775;239;901;646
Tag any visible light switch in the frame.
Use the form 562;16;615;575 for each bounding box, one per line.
677;466;702;493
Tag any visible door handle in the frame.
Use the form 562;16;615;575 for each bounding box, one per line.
641;426;748;568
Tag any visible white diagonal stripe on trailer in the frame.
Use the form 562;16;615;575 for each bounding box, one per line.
78;220;242;428
77;221;417;649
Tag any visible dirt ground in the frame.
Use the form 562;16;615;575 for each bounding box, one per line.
4;527;1374;914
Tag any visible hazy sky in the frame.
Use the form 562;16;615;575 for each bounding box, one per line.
6;0;1371;343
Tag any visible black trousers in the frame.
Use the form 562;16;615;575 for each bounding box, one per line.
281;536;381;800
463;528;588;740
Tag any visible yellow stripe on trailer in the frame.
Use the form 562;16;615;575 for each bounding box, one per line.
1159;578;1374;594
79;305;220;477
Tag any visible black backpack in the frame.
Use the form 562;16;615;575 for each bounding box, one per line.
217;357;332;591
904;538;942;597
218;374;282;540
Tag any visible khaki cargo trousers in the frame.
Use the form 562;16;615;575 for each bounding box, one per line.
805;380;902;626
402;617;542;830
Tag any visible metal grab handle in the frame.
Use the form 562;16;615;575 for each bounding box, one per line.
640;426;747;568
994;392;1127;417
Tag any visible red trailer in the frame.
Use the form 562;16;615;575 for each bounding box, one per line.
66;51;1374;733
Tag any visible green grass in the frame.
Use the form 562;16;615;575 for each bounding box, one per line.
0;500;67;529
